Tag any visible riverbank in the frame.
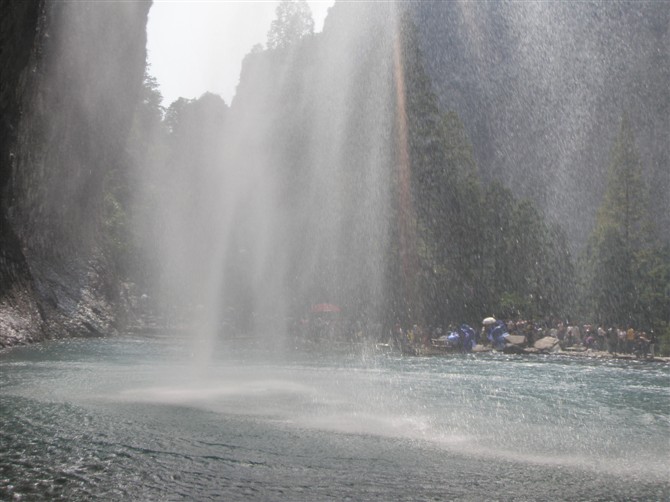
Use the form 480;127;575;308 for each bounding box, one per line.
416;340;670;363
4;317;670;365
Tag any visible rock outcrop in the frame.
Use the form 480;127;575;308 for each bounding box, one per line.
534;336;560;352
412;2;669;249
0;0;151;347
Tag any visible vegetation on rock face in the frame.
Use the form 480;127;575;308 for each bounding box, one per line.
105;70;166;287
412;1;670;253
584;115;670;350
0;0;151;345
399;13;575;327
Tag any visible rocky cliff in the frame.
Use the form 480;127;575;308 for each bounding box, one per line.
0;0;151;347
412;1;669;247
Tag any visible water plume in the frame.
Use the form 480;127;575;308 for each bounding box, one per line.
392;12;419;318
142;2;407;361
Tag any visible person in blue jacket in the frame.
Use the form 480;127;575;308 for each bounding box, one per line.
458;324;477;352
483;317;509;350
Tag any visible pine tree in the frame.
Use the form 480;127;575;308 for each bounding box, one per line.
586;115;653;327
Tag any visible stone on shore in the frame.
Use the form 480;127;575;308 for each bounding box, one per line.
506;335;526;347
534;336;560;352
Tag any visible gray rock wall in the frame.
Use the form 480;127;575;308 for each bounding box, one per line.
412;1;670;248
0;0;151;347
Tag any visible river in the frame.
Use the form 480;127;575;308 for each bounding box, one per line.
1;333;668;500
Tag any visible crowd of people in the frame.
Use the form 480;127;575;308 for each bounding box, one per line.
543;321;658;357
385;318;659;358
295;308;659;360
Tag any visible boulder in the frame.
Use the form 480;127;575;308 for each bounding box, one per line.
534;336;560;352
506;335;526;347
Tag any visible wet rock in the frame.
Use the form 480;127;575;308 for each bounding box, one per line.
0;1;151;347
506;335;526;347
534;336;560;352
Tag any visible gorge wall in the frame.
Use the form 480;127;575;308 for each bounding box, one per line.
0;0;151;347
412;1;670;247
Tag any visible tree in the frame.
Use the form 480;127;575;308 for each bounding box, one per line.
103;69;166;282
585;115;655;327
267;0;314;51
598;114;649;243
398;12;574;325
421;112;486;324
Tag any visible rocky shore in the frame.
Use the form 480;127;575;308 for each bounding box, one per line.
419;334;670;363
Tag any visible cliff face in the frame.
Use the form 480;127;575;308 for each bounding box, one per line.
0;0;151;347
221;2;398;325
412;1;670;247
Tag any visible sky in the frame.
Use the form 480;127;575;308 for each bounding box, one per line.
147;0;335;107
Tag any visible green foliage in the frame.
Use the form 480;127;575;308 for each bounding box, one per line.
585;116;650;325
635;243;670;338
498;292;530;320
596;114;649;242
102;69;168;285
267;0;314;51
584;115;668;331
102;192;127;261
473;186;574;322
657;323;670;357
395;11;576;327
164;93;227;155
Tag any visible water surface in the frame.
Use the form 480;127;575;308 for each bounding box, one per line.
1;334;668;500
